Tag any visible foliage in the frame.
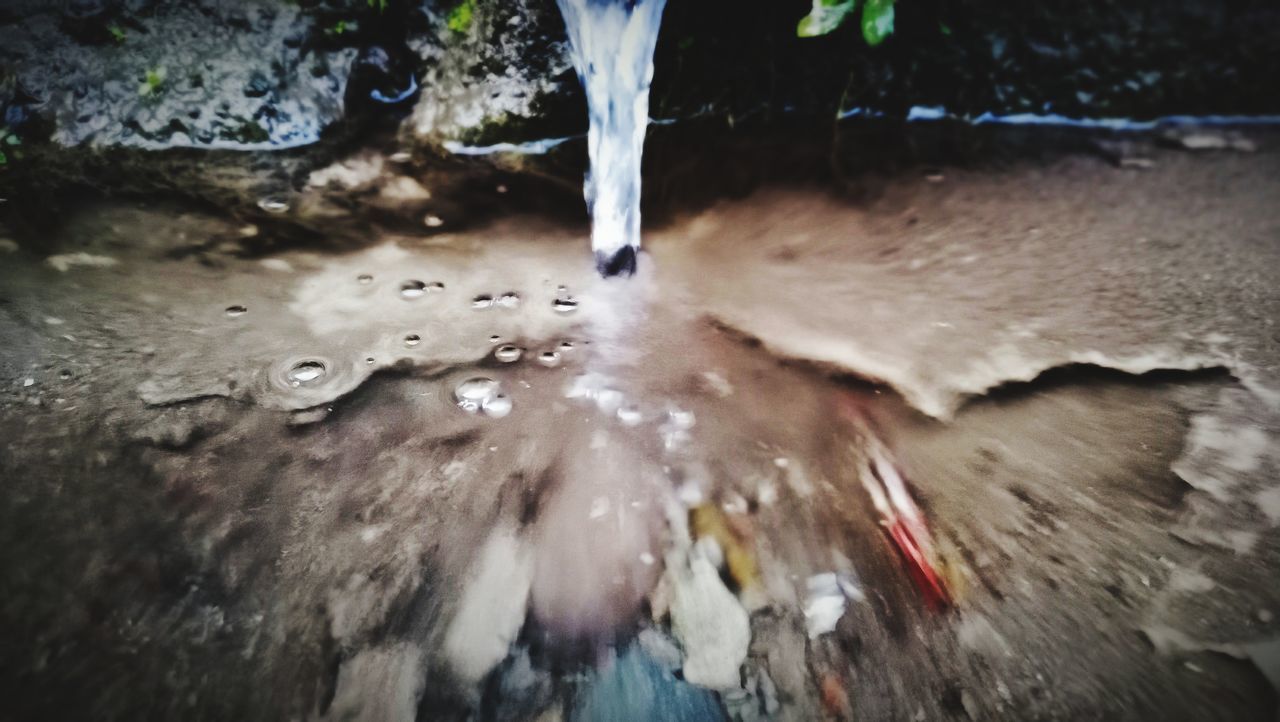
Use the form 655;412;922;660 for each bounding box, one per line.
108;24;126;43
796;0;897;46
368;0;388;11
327;19;349;36
447;0;475;33
139;67;166;97
0;126;20;167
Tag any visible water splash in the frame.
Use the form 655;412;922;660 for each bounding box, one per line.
555;0;668;277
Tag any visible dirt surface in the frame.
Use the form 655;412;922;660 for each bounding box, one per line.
1;136;1278;721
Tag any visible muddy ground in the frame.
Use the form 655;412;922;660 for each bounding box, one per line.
1;134;1278;721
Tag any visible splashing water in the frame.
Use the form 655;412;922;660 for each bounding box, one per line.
555;0;668;277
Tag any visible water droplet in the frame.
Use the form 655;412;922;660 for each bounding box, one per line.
404;334;421;347
225;305;247;317
424;214;444;228
495;344;523;363
365;357;376;365
258;197;290;214
454;377;500;414
559;340;575;351
537;350;561;368
389;151;413;163
400;280;427;299
497;292;521;309
472;294;495;310
286;360;327;387
489;335;502;343
59;369;72;381
482;393;513;418
496;184;509;194
357;274;373;284
552;297;579;314
426;281;445;292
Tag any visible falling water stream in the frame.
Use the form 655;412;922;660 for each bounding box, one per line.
555;0;668;277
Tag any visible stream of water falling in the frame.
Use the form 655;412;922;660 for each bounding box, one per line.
555;0;668;277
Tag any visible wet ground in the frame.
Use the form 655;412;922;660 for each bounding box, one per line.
1;136;1279;721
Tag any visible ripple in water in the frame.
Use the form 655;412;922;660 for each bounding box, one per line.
404;334;422;348
225;305;248;318
286;360;327;387
495;344;523;363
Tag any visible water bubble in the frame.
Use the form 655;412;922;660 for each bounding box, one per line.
472;294;495;310
482;393;513;418
495;344;523;363
497;292;521;309
489;335;502;344
225;305;247;318
668;408;696;429
454;377;504;415
426;281;445;292
559;340;576;351
595;388;623;413
286;360;327;387
357;274;373;284
424;214;444;228
400;280;427;299
257;197;289;214
404;334;422;348
365;357;376;365
537;350;562;368
552;297;579;314
59;369;72;381
617;405;643;426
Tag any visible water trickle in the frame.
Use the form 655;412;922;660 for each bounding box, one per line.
357;274;373;284
555;0;667;276
400;280;428;299
497;292;521;309
537;350;562;368
286;360;327;387
495;344;523;363
404;334;422;347
225;305;248;318
472;294;495;310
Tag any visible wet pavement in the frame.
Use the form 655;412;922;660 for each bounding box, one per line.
1;139;1278;720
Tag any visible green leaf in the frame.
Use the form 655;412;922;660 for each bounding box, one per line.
0;150;7;166
367;0;388;13
797;0;856;38
4;134;19;146
108;24;126;43
447;0;475;33
861;0;895;46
